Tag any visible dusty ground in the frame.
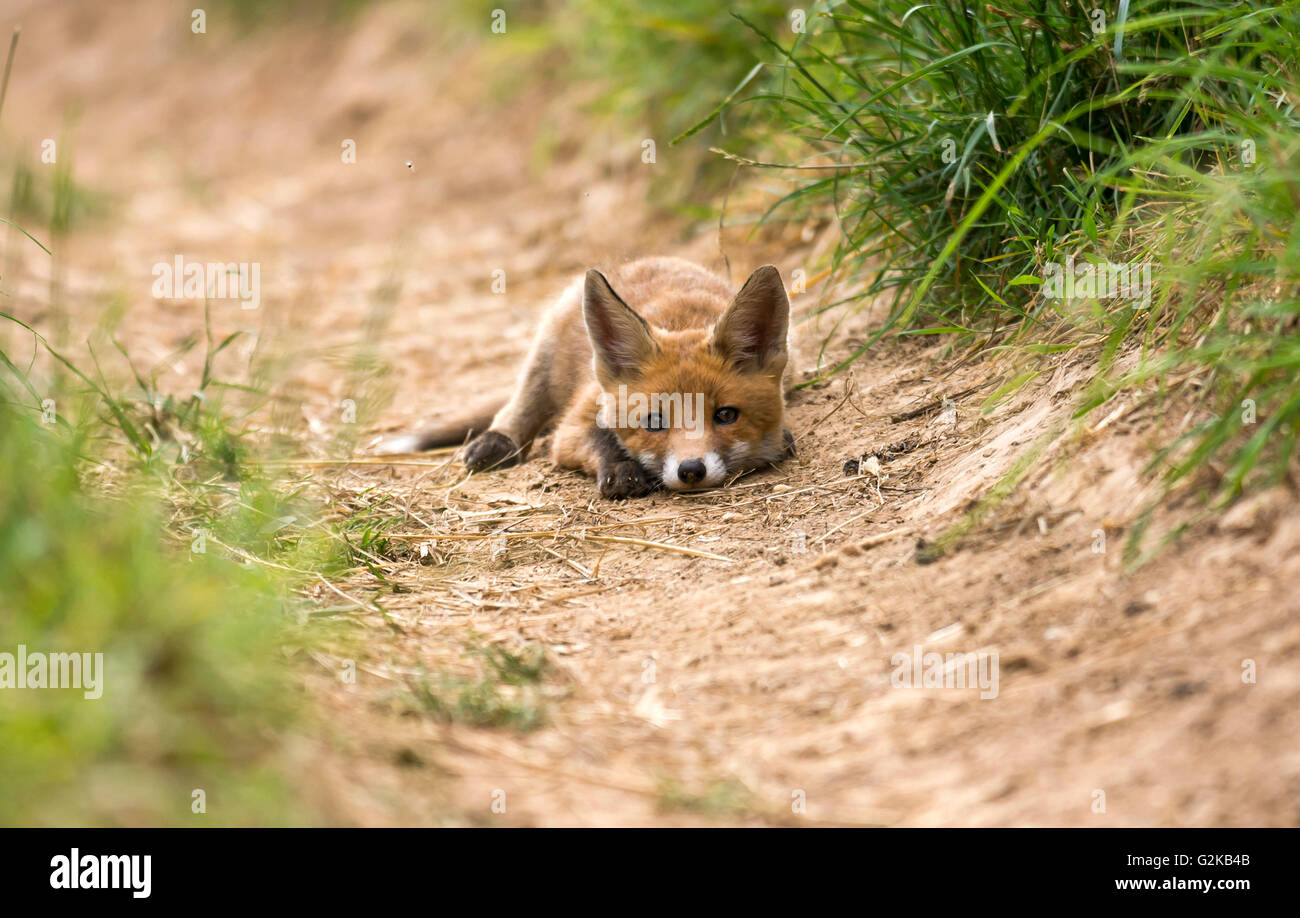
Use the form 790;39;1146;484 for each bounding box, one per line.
5;0;1298;826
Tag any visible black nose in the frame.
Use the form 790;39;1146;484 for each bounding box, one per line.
678;458;706;484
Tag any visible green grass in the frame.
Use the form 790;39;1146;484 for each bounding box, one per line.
666;0;1300;556
656;776;754;818
0;23;349;823
210;0;381;27
0;17;426;817
488;0;790;206
0;186;354;825
399;642;552;731
8;152;104;236
0;384;317;825
0;265;387;823
558;2;787;141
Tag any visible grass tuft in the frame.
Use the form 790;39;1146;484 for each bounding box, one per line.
673;0;1300;552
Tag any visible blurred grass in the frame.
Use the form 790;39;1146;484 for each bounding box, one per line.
550;0;789;202
449;0;789;208
0;262;379;823
656;776;754;818
8;151;104;235
0;107;340;821
212;0;381;26
397;641;552;731
0;380;316;825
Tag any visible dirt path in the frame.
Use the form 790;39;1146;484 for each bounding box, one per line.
7;0;1298;826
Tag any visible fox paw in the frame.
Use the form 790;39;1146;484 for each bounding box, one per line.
463;430;520;472
783;429;797;458
599;459;655;500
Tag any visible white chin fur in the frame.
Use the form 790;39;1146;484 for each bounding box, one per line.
702;452;726;486
661;450;727;490
662;454;680;488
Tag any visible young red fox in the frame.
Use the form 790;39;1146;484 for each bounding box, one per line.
380;257;795;499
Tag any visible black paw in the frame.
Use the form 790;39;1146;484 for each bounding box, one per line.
463;430;521;472
598;459;655;500
782;429;797;458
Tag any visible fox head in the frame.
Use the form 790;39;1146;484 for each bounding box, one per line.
583;264;791;491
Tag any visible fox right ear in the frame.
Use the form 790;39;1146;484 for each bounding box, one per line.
583;270;657;381
711;264;790;371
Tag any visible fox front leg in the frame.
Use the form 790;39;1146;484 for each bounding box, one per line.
554;423;657;500
594;428;656;499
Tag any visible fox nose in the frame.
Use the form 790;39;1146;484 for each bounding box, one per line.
678;458;706;485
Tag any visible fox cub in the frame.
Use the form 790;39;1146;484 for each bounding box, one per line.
381;257;795;499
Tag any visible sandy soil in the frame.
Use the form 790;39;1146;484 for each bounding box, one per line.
5;0;1298;826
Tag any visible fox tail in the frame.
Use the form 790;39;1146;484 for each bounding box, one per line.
374;399;502;454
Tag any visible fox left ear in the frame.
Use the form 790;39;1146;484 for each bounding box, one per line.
583;269;658;382
711;265;790;371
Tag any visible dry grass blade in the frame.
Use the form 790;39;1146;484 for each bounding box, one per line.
580;533;733;562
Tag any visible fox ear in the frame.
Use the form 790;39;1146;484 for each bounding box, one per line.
711;265;789;370
583;269;657;380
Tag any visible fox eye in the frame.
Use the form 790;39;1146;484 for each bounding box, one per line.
713;406;739;425
642;412;668;432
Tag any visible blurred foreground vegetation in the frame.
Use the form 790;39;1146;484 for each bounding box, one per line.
0;376;316;824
